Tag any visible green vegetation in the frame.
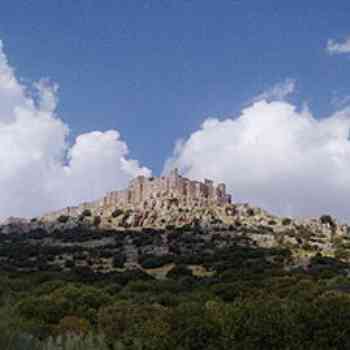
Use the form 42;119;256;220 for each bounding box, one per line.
1;224;350;349
282;217;292;226
112;209;123;218
81;209;92;217
320;214;335;227
57;215;69;224
94;216;102;226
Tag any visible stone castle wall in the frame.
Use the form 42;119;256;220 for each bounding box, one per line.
42;169;231;220
101;169;231;210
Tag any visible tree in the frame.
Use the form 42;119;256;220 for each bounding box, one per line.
98;302;172;349
56;315;91;336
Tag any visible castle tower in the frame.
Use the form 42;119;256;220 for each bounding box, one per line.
169;168;179;192
216;183;226;204
133;175;145;204
205;179;214;200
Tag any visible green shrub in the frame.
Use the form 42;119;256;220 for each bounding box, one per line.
42;334;110;350
166;265;193;280
98;303;172;349
320;214;335;227
57;215;69;224
246;208;254;216
112;255;126;269
111;209;123;218
81;209;92;217
93;216;102;226
172;302;221;350
282;218;292;226
335;247;350;261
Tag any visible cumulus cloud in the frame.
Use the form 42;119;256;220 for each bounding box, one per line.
165;96;350;220
331;93;350;110
326;36;350;55
0;40;150;220
251;78;296;103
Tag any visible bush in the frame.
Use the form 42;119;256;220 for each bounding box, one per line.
335;247;350;261
112;209;123;218
57;215;69;224
112;255;126;269
172;302;221;350
211;283;239;302
246;208;255;216
320;214;335;227
111;269;153;286
167;265;193;280
82;209;92;217
56;316;91;336
43;334;110;350
98;303;172;348
64;260;75;269
282;218;292;226
93;216;102;226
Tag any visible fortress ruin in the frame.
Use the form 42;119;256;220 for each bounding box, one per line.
44;169;232;219
103;168;231;209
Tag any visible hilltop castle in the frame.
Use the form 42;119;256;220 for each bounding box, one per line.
103;168;231;209
43;169;232;219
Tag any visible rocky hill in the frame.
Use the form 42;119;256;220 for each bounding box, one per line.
1;198;349;278
1;172;350;279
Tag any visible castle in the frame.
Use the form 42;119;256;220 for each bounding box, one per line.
103;168;231;209
43;169;231;219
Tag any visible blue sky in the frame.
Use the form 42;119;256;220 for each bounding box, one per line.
2;1;350;220
1;1;349;174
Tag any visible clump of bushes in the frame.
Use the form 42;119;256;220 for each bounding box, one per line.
320;214;336;228
94;216;102;226
335;247;350;261
112;254;126;268
246;208;255;217
166;264;193;279
282;217;292;226
81;209;92;217
57;215;69;224
111;209;123;218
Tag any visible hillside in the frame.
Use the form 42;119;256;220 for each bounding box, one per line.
1;200;349;276
2;175;350;349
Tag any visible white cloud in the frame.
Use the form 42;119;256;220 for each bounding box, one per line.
165;97;350;220
326;37;350;55
0;40;150;220
251;78;296;103
4;35;350;222
331;93;350;109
